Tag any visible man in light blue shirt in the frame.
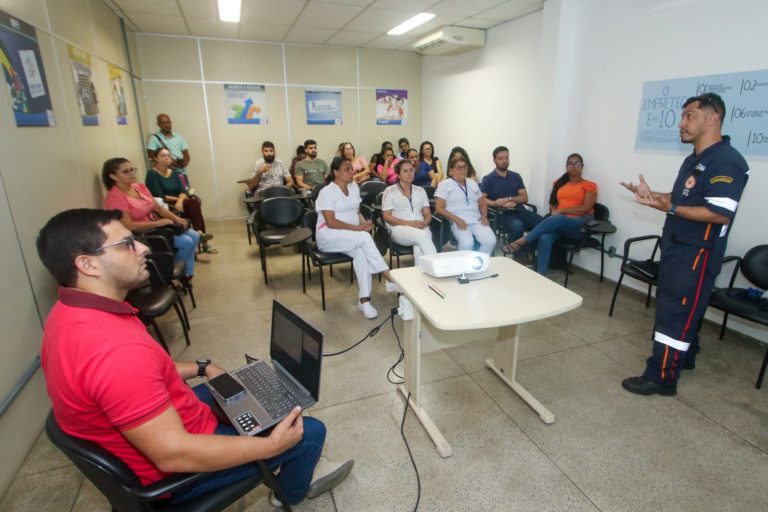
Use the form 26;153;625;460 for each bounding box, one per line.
147;113;191;185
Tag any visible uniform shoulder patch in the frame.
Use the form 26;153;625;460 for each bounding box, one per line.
710;175;734;184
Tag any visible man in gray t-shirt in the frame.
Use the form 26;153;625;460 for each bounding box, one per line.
295;139;329;190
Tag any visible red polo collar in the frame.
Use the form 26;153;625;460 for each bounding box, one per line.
58;287;136;315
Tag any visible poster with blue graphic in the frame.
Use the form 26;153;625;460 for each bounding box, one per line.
636;69;768;157
376;88;407;125
305;89;341;125
225;84;267;124
0;9;55;126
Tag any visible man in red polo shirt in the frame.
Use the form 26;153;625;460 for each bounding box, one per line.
37;209;352;506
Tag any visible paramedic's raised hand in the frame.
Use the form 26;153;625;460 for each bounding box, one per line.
269;407;304;452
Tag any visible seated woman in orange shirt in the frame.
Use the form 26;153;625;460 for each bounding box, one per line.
503;153;597;275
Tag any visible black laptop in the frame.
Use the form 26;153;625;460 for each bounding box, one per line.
206;300;323;436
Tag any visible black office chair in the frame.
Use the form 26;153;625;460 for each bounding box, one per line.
256;197;304;285
45;411;291;512
554;202;615;287
300;210;354;310
359;181;387;219
126;257;191;353
142;230;196;310
246;186;296;245
374;217;414;268
608;235;661;317
707;245;768;389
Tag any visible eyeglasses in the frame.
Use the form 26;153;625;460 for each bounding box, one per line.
453;164;468;170
85;235;137;254
566;161;583;167
119;167;138;175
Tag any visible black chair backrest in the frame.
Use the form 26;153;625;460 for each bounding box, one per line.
360;180;387;205
259;197;304;228
375;191;384;206
594;203;609;221
742;245;768;289
259;185;294;199
311;183;326;202
302;209;318;240
143;228;175;253
146;252;174;286
46;412;146;512
421;185;435;199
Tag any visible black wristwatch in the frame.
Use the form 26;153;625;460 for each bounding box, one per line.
196;358;211;378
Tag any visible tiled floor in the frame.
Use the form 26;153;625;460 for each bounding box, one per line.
2;219;767;511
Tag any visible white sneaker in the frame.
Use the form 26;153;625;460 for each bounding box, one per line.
358;301;378;319
267;490;282;508
306;457;354;499
385;281;404;294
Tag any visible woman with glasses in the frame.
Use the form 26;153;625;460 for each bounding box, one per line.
503;153;597;275
419;141;443;183
315;157;403;319
145;147;216;253
102;157;200;278
434;155;496;254
382;160;437;264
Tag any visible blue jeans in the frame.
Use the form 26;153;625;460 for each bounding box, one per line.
168;385;325;505
173;229;200;276
497;210;544;240
524;215;590;274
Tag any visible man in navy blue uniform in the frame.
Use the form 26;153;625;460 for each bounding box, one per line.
480;146;543;242
620;93;749;396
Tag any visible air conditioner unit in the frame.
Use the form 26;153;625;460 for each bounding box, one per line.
413;26;485;56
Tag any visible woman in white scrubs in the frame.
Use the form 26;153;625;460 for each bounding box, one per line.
434;155;496;254
381;160;437;264
315;157;403;319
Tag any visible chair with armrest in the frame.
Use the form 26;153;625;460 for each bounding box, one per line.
707;244;768;389
246;186;296;245
256;197;304;285
45;411;291;512
487;203;538;246
359;181;387;219
142;228;196;309
374;217;413;268
554;202;615;287
608;234;661;317
297;210;354;310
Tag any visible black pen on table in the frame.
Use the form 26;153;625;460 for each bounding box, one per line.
428;284;445;299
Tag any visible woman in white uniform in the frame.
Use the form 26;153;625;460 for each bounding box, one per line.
381;160;437;264
316;157;402;319
434;155;496;254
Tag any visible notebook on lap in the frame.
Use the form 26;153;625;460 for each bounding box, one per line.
206;300;323;436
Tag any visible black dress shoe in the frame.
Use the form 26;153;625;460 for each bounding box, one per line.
682;359;695;370
622;376;677;396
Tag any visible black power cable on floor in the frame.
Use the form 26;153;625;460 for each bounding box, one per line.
386;312;404;384
322;310;394;357
401;392;421;512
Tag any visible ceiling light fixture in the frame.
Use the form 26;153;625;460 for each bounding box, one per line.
387;13;435;35
218;0;242;23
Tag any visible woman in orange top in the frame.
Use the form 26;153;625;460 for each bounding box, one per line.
503;153;597;274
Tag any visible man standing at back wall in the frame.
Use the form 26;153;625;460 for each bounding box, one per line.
620;92;749;397
147;113;191;186
294;139;329;191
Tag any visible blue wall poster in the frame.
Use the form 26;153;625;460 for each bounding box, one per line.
636;69;768;157
225;84;267;125
376;88;408;125
0;9;55;127
305;88;342;125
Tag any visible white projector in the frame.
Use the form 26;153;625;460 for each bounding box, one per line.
419;251;489;278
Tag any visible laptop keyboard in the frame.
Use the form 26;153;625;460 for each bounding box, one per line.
234;363;313;419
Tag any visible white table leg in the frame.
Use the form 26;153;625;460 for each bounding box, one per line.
400;302;453;457
485;324;555;424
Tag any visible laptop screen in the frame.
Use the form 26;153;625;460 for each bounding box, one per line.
270;300;323;400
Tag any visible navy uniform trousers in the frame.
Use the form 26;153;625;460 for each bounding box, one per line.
643;237;719;387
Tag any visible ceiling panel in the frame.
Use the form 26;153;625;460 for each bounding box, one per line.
294;1;366;29
109;0;545;51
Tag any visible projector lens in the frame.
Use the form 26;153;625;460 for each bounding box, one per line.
472;256;483;270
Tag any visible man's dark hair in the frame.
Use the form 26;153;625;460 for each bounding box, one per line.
296;145;306;156
683;93;726;126
492;146;509;159
37;209;123;286
304;139;317;148
101;157;129;190
398;137;409;146
262;141;275;150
